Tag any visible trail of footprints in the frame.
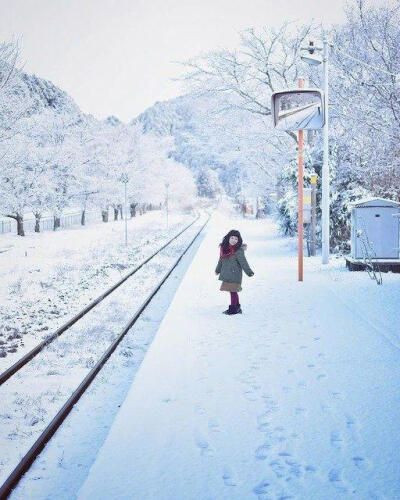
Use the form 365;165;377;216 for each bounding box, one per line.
252;396;310;499
192;331;372;498
237;338;372;498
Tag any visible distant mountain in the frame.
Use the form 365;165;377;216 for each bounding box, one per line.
133;93;242;195
19;72;81;115
132;92;268;196
133;93;223;168
2;66;82;120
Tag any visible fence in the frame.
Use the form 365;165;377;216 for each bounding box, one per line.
0;210;102;236
0;205;161;236
0;219;12;234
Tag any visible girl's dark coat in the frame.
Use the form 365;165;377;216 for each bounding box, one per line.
215;244;253;285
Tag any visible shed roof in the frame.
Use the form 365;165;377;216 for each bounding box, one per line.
350;197;400;208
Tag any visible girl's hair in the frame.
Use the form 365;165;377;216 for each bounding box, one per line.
220;229;243;253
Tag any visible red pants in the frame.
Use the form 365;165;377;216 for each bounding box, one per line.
230;292;239;306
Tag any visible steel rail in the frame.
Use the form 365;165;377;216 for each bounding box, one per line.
0;214;200;387
0;213;210;499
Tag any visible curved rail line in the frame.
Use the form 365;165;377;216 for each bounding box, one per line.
0;213;210;499
0;214;201;386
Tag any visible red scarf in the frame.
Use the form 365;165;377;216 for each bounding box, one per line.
220;245;236;259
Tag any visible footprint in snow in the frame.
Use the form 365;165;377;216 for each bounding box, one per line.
269;457;302;480
345;413;362;442
222;468;237;486
252;479;270;496
195;438;214;457
305;464;317;473
208;418;220;433
255;443;272;460
345;413;356;428
244;389;258;401
352;456;370;470
330;430;344;450
328;468;352;493
257;413;271;432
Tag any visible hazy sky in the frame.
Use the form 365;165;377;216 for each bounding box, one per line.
0;0;348;122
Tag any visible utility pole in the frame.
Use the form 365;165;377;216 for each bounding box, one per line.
299;38;330;264
298;78;305;282
321;36;330;264
120;173;129;246
310;173;318;256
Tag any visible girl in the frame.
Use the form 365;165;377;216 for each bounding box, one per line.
215;229;254;315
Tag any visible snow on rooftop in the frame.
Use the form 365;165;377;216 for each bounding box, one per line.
350;197;400;207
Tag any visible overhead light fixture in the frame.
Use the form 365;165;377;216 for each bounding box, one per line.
300;40;323;66
300;53;322;66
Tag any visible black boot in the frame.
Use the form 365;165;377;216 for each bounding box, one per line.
223;305;234;314
231;304;242;315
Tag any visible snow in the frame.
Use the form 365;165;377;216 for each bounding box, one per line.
69;212;400;499
0;210;204;487
0;209;193;364
7;217;207;500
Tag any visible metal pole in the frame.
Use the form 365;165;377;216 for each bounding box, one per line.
310;174;317;256
298;78;304;282
124;181;128;246
322;37;330;264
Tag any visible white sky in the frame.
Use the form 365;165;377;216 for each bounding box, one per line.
0;0;347;122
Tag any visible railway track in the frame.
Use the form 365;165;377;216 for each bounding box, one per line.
0;214;200;386
0;213;210;499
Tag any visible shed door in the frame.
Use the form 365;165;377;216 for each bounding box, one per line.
356;208;399;258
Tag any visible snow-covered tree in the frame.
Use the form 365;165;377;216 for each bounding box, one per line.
197;168;221;198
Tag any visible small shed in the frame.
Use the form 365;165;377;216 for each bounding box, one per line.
350;197;400;259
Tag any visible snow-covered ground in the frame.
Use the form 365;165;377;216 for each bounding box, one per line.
0;209;193;364
6;209;400;499
0;211;204;490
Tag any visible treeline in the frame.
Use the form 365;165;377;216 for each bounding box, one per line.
0;46;196;236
